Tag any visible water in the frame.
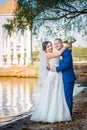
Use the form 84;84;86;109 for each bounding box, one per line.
0;77;41;126
0;77;85;127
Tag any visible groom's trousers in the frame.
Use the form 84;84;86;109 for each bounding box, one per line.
64;81;75;116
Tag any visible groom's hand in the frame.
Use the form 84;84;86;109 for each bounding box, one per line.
50;66;56;72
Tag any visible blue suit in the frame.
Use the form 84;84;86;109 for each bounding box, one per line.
56;49;76;115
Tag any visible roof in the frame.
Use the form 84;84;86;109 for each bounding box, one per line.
0;0;17;14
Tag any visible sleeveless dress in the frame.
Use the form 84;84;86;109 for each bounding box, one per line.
30;57;71;123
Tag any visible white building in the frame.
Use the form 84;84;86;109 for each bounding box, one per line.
0;0;31;65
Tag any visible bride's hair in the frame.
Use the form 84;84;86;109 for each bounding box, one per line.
42;41;52;52
38;41;52;86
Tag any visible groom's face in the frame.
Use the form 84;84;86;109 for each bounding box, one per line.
54;40;63;50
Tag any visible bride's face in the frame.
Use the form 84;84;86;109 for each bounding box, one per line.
46;42;53;53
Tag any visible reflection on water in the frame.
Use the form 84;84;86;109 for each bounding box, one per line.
0;77;85;127
0;77;41;126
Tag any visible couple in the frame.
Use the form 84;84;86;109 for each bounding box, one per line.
30;38;76;123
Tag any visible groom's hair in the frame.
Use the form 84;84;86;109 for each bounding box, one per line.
54;38;62;43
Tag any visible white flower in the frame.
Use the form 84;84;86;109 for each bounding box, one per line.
60;56;63;60
63;36;76;44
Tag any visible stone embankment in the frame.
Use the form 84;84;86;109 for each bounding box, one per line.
74;62;87;84
0;64;38;78
0;62;87;84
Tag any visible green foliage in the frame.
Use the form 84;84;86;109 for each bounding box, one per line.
32;50;40;61
17;53;21;58
3;19;14;36
3;0;87;32
72;47;87;61
17;53;21;64
3;55;7;64
2;0;87;55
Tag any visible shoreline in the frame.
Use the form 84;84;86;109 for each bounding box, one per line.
0;87;87;130
0;63;87;84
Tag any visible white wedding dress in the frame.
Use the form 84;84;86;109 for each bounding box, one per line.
30;57;71;123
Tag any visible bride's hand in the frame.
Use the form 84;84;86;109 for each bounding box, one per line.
50;66;56;72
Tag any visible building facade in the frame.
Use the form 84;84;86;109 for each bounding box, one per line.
0;0;31;65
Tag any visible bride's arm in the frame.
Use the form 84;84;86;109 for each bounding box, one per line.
46;44;71;60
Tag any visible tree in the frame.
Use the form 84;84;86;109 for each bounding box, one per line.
3;0;87;61
7;0;87;30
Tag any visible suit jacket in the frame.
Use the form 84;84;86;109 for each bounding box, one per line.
56;49;76;83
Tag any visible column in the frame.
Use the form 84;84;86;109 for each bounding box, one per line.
26;29;31;65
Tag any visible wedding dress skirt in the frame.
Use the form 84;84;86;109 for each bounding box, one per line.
30;57;71;123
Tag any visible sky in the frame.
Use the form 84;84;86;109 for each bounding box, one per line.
0;0;8;6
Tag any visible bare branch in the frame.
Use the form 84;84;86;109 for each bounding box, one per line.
35;13;70;21
57;19;72;32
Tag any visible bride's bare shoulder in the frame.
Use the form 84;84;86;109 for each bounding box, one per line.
46;53;52;60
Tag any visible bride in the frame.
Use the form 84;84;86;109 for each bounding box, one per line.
30;41;72;123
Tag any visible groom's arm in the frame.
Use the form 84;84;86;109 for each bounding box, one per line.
56;50;72;72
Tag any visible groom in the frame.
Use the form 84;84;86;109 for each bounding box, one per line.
51;38;76;116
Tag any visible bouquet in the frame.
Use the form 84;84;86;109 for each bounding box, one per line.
63;36;76;44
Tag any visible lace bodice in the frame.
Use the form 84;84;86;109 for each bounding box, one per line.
49;57;59;67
